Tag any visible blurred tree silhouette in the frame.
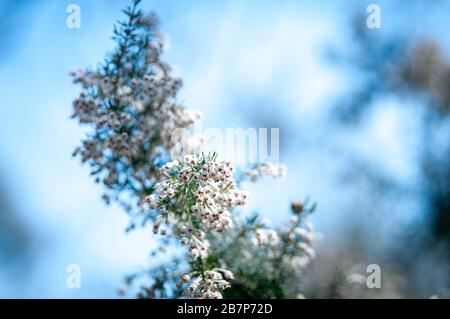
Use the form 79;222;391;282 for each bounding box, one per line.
328;15;406;124
327;15;450;295
399;40;450;245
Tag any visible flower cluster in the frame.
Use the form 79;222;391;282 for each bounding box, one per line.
71;1;202;214
203;200;320;298
282;214;319;272
143;153;252;298
146;153;250;258
252;228;280;247
248;213;318;272
182;270;234;299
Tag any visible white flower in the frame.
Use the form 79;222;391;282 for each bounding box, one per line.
291;256;311;270
298;242;316;259
294;227;314;242
131;99;145;112
117;85;131;96
182;274;190;282
161;160;178;172
253;228;280;247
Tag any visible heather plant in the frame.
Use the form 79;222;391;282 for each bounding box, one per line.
72;0;319;299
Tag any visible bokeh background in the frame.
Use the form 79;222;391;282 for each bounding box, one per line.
1;0;450;298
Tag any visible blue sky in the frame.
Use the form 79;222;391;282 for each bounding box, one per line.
0;0;449;297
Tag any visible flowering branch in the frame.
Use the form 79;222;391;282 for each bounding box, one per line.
72;0;320;299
